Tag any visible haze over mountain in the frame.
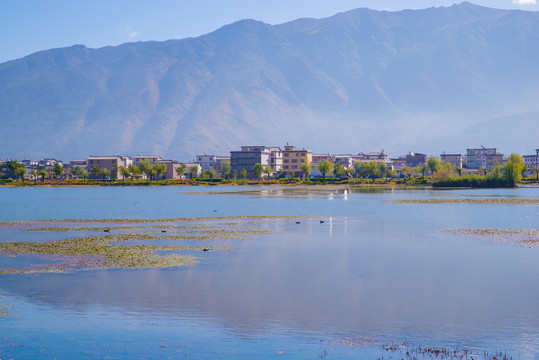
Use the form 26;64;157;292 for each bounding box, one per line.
1;2;538;161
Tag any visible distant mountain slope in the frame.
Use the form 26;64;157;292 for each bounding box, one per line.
1;2;538;160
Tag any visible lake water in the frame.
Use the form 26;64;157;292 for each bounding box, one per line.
1;185;538;359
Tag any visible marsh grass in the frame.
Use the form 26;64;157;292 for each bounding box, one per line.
379;342;513;360
447;228;539;247
0;295;19;319
0;215;302;228
390;199;539;204
0;216;281;275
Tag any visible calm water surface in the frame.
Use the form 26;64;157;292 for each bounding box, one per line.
1;185;538;359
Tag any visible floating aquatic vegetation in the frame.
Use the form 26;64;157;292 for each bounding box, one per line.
447;228;539;247
379;342;513;360
0;215;303;228
0;216;285;275
390;199;539;204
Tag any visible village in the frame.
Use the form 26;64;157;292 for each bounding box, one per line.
1;145;538;182
0;144;539;181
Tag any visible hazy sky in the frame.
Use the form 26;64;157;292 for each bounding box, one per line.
1;0;537;64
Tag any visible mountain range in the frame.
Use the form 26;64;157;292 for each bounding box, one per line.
1;2;538;161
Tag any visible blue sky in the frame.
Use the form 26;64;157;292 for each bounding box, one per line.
1;0;537;64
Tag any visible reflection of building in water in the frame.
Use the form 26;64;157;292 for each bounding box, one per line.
260;189;284;197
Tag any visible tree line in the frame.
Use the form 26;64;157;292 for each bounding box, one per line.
2;154;535;188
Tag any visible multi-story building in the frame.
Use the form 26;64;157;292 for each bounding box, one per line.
87;156;123;179
195;154;232;176
311;154;334;166
38;158;62;170
524;149;539;170
159;160;182;180
440;153;463;169
64;159;88;179
183;162;202;179
214;156;231;176
334;155;353;169
404;152;427;167
133;155;162;167
21;159;39;168
389;157;407;173
466;147;503;171
282;145;312;178
230;146;281;179
361;151;388;161
196;154;217;172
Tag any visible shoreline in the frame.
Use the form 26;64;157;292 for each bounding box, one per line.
1;179;537;188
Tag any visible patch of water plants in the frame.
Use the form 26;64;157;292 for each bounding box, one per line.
447;228;539;247
0;216;286;275
377;342;513;360
317;338;514;359
390;198;539;204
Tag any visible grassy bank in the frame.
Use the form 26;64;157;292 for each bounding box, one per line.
0;177;430;187
1;175;536;187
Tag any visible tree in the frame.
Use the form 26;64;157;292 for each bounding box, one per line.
365;161;380;182
53;162;64;180
478;166;487;176
263;166;273;180
387;169;397;179
8;160;26;181
37;165;48;182
415;164;427;177
80;169;88;181
101;168;110;180
152;163;167;180
207;168;217;179
240;169;247;179
378;162;387;179
426;156;439;176
333;163;344;178
31;169;38;183
137;160;153;180
188;165;199;179
402;166;412;179
91;165;101;179
502;153;524;187
253;163;263;179
353;162;368;179
531;166;539;181
317;160;333;181
119;166;130;181
176;163;187;179
14;165;26;181
301;162;311;180
69;166;79;180
128;164;139;181
490;165;502;179
220;161;231;179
